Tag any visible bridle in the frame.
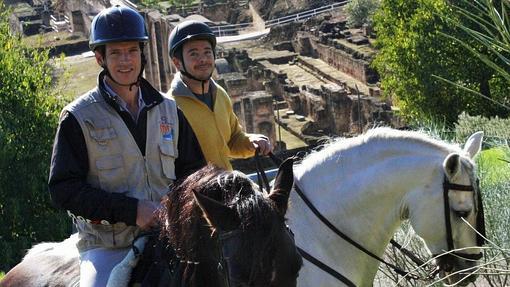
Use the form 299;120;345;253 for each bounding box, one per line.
216;229;246;287
438;176;485;261
255;152;486;286
172;228;250;287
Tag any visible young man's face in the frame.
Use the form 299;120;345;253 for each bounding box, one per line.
95;41;142;87
174;39;214;81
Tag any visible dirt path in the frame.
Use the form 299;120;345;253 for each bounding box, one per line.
248;2;266;32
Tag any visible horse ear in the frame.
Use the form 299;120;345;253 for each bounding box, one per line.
443;153;461;180
269;158;294;215
192;190;240;232
463;131;483;159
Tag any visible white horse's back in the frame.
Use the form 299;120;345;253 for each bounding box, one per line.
23;233;79;260
1;234;80;287
289;127;484;286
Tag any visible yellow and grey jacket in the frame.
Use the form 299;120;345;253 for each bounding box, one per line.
64;88;179;251
168;72;254;170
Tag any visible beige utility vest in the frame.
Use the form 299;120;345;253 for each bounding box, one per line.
65;89;179;251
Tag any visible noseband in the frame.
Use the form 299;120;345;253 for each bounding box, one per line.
439;176;486;261
217;229;245;287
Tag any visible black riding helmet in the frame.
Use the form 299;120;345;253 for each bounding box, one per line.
168;20;216;58
90;5;148;50
168;21;217;86
89;5;149;89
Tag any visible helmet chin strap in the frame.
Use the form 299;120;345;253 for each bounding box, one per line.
102;54;146;91
179;55;213;96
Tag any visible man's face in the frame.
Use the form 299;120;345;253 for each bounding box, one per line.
174;39;214;81
95;41;142;86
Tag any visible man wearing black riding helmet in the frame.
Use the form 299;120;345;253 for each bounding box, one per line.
167;20;273;171
48;6;204;286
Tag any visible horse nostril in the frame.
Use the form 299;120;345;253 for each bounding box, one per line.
455;210;471;218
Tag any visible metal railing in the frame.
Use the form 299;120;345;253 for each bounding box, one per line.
210;22;252;37
247;168;279;183
50;14;71;32
265;1;348;28
213;1;348;37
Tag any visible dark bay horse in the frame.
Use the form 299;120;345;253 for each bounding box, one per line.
1;158;302;287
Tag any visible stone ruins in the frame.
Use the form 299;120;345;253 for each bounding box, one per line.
8;0;402;150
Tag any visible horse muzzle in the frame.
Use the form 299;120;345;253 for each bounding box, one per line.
436;253;480;286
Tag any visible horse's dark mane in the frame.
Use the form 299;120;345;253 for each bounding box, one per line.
160;164;282;280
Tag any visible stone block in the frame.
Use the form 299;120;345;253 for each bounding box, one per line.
348;35;369;45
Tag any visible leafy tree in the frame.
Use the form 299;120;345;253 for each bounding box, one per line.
345;0;380;28
0;2;71;271
372;0;510;125
437;0;510;111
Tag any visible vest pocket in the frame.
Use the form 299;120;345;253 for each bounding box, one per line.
95;155;128;193
85;118;117;145
159;143;176;180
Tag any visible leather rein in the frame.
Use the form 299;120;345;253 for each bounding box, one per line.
255;152;485;286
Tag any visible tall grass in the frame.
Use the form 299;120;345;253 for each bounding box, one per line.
477;146;510;286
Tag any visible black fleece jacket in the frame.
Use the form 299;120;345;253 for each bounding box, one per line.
48;73;205;226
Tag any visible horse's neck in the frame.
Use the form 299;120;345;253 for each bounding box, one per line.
291;141;446;286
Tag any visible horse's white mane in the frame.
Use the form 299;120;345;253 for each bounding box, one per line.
296;127;462;173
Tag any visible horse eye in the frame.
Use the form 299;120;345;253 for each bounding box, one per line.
455;210;471;218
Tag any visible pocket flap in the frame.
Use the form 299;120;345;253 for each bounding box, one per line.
85;118;117;141
159;143;176;157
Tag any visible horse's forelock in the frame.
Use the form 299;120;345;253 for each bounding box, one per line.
236;194;283;282
161;165;279;263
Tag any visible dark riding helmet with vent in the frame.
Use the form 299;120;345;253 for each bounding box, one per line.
168;20;217;85
168;20;217;58
89;5;148;89
89;5;149;51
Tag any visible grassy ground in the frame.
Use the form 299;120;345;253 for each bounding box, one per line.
275;123;307;150
478;147;510;184
22;31;87;49
20;30;96;102
53;54;100;102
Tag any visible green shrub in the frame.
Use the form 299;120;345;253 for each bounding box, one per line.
455;112;510;146
345;0;380;28
0;2;71;271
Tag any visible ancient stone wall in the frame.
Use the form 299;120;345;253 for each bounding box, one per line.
67;0;107;36
201;2;233;22
217;70;276;145
240;91;276;143
70;10;87;35
143;12;178;93
282;81;390;135
293;30;378;85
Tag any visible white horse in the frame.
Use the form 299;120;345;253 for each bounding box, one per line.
288;127;485;287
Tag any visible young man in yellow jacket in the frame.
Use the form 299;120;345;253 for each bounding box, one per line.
167;20;272;170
